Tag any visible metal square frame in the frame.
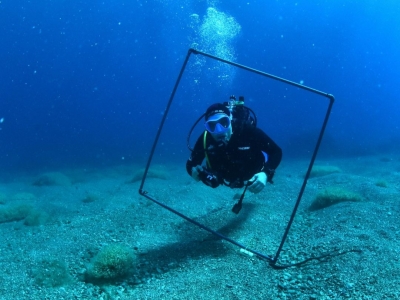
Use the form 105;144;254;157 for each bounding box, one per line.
139;48;335;269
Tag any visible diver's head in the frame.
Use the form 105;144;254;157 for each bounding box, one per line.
204;103;233;143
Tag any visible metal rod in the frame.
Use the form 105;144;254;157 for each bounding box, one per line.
139;50;193;194
271;95;335;264
189;48;332;98
139;191;275;262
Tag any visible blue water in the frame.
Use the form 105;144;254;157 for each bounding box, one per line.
1;0;399;172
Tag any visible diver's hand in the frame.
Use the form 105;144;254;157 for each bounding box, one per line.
248;172;267;194
191;165;204;182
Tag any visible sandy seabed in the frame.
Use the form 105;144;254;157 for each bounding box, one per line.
0;155;399;300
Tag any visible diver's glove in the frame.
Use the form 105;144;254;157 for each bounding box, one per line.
248;172;267;194
191;165;203;182
197;168;220;188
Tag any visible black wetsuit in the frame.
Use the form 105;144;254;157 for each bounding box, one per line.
186;125;282;188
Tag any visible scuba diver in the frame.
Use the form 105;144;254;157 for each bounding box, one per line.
186;96;282;198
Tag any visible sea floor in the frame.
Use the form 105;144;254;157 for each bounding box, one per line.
0;154;399;299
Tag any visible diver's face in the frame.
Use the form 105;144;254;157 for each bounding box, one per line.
211;125;232;143
205;113;233;143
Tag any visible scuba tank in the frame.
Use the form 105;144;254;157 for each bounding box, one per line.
224;95;256;132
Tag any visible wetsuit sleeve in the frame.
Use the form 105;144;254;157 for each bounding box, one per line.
186;133;206;176
254;127;282;183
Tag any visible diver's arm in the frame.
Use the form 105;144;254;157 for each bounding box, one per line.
254;128;282;183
